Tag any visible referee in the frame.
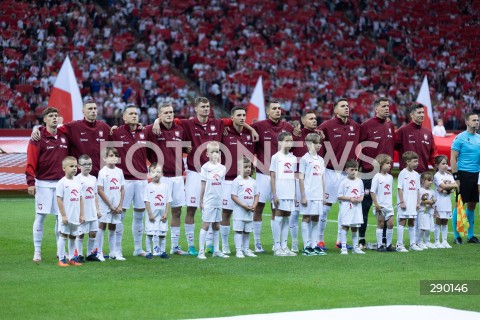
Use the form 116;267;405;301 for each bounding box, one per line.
450;112;480;244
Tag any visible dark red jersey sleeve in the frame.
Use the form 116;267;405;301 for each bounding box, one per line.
25;140;40;187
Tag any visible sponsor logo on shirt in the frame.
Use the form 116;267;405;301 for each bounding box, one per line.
154;194;165;206
408;180;416;190
351;188;359;196
284;162;293;173
313;165;321;176
70;189;80;201
212;174;222;185
109;178;120;190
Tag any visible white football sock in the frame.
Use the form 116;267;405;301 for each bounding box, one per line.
319;206;330;242
273;216;282;250
68;238;76;259
352;231;359;248
108;229;116;255
115;220;124;255
199;228;207;254
337;212;342;243
206;225;213;247
132;211;144;252
281;216;289;249
397;225;404;246
289;211;299;243
423;230;430;243
170;226;180;248
145;235;153;254
220;225;230;248
434;224;440;242
253;221;262;244
408;226;415;246
376;228;383;245
88;237;96;255
76;238;84;256
341;229;347;249
234;233;242;252
159;236;166;253
33;213;46;252
212;230;220;252
57;237;67;261
185;223;195;247
441;224;448;242
301;221;311;249
153;235;160;251
386;228;393;246
243;233;250;252
96;229;105;253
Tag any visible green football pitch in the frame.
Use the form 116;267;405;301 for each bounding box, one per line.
1;186;479;319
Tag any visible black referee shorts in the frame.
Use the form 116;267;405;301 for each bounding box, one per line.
458;170;479;203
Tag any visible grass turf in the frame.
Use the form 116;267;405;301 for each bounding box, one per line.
0;187;479;319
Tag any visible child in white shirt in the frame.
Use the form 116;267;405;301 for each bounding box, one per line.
417;172;436;249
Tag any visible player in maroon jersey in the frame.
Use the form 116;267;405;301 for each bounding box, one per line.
250;100;295;253
110;105;151;258
26;107;69;263
317;98;360;250
358;97;395;249
31;98;110;177
219;106;255;253
146;102;189;255
395;103;438;174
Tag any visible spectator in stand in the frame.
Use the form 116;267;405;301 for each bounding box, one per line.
432;119;447;137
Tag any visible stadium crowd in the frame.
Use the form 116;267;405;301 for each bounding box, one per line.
0;0;479;130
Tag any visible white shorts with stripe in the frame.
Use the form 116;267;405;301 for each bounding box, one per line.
185;170;201;207
80;220;99;233
35;183;58;215
202;207;222;223
256;173;271;203
122;180;147;210
233;220;253;232
161;176;186;208
222;180;234;210
299;200;323;216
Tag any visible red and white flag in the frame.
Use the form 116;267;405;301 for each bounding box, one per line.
48;56;83;123
246;76;266;124
416;75;434;131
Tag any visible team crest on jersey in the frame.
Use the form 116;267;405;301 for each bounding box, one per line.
350;126;354;131
223;199;227;205
140;133;145;139
210;125;216;131
424;134;428;140
175;131;180;137
247;135;251;140
190;197;196;203
38;204;42;210
99;131;104;137
388;128;392;134
61;137;66;143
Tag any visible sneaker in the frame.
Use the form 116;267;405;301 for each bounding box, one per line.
243;249;257;257
212;251;229;258
57;258;69;267
153;246;161;257
302;247;316;256
467;236;480;243
145;253;154;259
454;236;463;244
274;248;287;256
291;241;299;253
317;241;327;250
282;247;297;256
236;251;245;258
170;246;189;255
426;242;436;249
353;247;366;254
358;243;366;250
96;252;106;262
133;250;147;257
33;251;42;263
159;252;170;259
206;245;214;253
111;254;127;261
77;255;85;263
377;245;386;252
86;253;101;261
69;258;83;266
409;244;423;251
222;246;231;255
386;244;395;252
187;246;198;256
197;252;207;260
254;243;264;253
442;241;452;249
340;248;348;255
336;242;353;250
312;246;326;255
396;245;409;253
435;242;445;249
417;242;427;250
